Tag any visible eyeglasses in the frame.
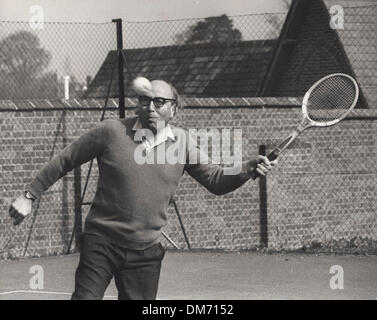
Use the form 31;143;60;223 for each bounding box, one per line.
138;96;176;109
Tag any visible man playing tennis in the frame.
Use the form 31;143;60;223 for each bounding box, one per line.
9;78;276;300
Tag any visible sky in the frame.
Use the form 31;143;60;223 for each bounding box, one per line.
0;0;291;86
0;0;290;22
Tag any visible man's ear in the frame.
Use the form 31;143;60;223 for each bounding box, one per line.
170;105;177;119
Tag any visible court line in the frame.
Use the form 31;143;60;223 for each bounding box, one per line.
0;290;117;299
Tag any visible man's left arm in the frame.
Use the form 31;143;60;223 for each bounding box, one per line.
184;142;276;195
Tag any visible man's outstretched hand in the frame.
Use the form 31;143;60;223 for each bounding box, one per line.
244;155;278;178
9;194;33;225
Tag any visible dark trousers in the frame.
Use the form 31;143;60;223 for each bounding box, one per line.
71;233;165;300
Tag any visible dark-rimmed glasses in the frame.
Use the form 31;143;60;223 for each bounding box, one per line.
138;96;176;109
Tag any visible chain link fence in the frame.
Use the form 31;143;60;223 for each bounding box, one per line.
0;4;375;101
0;12;287;100
0;21;116;100
264;117;377;254
0;1;376;258
122;13;286;49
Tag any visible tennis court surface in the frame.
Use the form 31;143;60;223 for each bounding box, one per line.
0;251;376;300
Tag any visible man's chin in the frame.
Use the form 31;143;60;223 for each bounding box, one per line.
146;119;158;133
147;124;157;134
139;117;167;134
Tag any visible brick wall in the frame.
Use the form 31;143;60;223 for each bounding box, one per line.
0;98;376;259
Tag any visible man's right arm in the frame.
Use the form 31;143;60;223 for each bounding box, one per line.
9;120;110;225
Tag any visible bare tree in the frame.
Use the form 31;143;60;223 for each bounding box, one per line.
0;30;56;99
175;14;242;45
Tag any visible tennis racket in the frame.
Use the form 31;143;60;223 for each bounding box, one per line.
250;73;359;179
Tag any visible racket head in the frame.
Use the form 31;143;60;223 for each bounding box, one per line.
302;73;359;127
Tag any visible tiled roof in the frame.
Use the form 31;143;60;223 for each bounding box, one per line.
84;40;277;99
324;0;377;107
85;1;376;109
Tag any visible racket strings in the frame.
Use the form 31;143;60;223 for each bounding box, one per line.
306;75;357;123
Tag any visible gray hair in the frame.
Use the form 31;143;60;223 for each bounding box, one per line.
169;83;183;111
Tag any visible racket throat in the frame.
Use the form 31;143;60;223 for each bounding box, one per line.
272;126;304;157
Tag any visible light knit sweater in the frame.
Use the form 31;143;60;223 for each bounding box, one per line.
28;117;250;249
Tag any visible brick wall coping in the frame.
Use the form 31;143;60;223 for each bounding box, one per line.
0;97;376;119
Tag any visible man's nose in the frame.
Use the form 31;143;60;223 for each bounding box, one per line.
147;100;156;111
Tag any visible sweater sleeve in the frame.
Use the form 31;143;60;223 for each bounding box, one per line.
27;120;109;198
184;132;250;195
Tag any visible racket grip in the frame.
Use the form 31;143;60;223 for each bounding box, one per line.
249;149;280;180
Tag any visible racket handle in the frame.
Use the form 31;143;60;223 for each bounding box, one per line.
249;149;280;180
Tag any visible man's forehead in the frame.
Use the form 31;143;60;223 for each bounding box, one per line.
151;80;173;97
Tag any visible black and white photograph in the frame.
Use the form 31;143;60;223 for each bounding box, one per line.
0;0;376;307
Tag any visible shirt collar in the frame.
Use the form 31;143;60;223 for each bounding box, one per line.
132;117;176;143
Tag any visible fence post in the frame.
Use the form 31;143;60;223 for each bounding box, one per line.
259;145;268;248
112;18;125;119
73;167;83;250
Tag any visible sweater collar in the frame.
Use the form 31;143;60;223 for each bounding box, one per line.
132;117;176;144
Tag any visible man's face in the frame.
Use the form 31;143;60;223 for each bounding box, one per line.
137;80;176;134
